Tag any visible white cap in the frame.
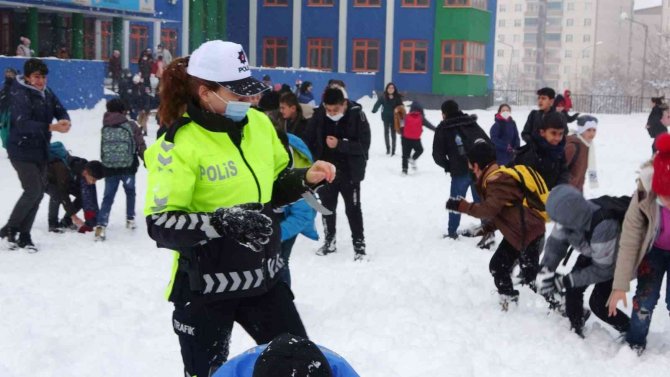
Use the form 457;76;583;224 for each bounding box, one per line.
187;40;268;96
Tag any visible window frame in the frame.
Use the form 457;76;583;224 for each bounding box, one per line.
129;24;149;64
354;0;382;6
401;0;430;7
352;38;380;72
262;37;289;68
307;0;335;6
101;21;113;60
440;40;486;75
307;38;334;70
399;39;429;73
443;0;487;10
161;28;178;58
264;0;289;6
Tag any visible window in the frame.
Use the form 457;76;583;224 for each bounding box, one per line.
499;3;506;11
352;39;380;71
528;4;537;12
130;25;148;63
525;18;538;26
514;3;522;11
547;1;562;10
402;0;429;6
400;40;428;73
263;37;289;67
497;49;504;57
524;33;536;43
101;21;113;60
513;34;521;42
498;34;505;42
566;18;574;26
83;18;95;59
547;18;561;27
443;0;487;10
565;34;573;42
514;19;522;27
264;0;288;5
498;19;506;27
583;34;591;42
582;49;590;58
565;49;572;57
161;28;178;57
441;40;485;74
307;38;333;70
585;2;591;10
307;0;334;6
584;18;592;26
354;0;381;6
546;33;561;42
567;2;574;11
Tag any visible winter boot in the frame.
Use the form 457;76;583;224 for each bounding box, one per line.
409;158;417;170
316;238;336;256
0;226;18;250
95;226;106;241
476;230;496;250
569;308;592;338
126;219;136;230
629;343;645;356
49;225;66;234
499;291;519;312
17;233;37;253
353;238;366;261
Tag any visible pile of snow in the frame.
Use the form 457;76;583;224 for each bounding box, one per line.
0;99;669;376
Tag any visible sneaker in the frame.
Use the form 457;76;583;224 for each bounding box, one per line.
629;343;645;356
49;226;66;234
95;226;106;241
0;226;18;250
17;233;37;253
460;225;484;237
126;219;136;230
443;232;459;240
401;170;408;176
353;239;366;261
409;158;417;170
499;291;519;312
316;238;336;256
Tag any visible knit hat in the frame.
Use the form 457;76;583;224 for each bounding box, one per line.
653;133;670;196
576;115;598;134
466;139;496;169
253;334;333;377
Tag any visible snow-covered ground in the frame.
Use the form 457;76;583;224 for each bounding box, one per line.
1;98;669;377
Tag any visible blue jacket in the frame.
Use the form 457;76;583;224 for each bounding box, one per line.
281;134;318;242
7;79;69;163
212;343;360;377
298;91;315;105
489;115;520;166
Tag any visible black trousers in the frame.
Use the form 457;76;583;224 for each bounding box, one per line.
319;177;364;242
173;282;307;377
7;160;46;233
565;255;630;332
383;120;397;154
489;236;544;295
401;137;424;172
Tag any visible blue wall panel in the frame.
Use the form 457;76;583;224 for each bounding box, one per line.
301;2;339;70
347;3;385;90
227;1;250;51
257;4;293;67
392;3;435;94
0;57;105;110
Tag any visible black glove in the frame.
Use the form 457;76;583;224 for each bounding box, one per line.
476;230;495;249
537;266;571;296
445;197;463;213
210;203;273;252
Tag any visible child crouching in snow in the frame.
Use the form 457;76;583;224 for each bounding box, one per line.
446;140;546;310
394;102;435;175
608;133;670;354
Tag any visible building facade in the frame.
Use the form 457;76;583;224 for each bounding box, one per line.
494;0;636;95
226;0;496;100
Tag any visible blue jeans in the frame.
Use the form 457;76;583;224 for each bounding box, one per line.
626;247;670;347
448;173;480;236
279;236;297;288
97;174;136;227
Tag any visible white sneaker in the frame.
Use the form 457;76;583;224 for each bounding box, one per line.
126;219;136;230
95;226;106;241
409;158;417;170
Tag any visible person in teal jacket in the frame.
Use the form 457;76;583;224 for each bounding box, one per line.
213;333;360;377
372;82;403;156
279;133;319;287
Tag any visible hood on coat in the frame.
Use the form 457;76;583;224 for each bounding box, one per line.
103;111;129;127
546;184;597;230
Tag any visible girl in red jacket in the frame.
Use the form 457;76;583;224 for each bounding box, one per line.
399;102;435;175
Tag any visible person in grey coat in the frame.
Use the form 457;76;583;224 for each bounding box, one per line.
536;184;630;337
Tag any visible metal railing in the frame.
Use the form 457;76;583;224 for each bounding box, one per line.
492;89;651;114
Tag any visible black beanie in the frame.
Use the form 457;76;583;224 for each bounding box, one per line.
253;334;333;377
84;160;105;180
23;58;48;77
466;139;496;169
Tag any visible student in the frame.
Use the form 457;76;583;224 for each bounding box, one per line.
537;185;630;337
372;82;403;156
521;87;559;143
397;101;435;175
608;133;670;354
446;140;546;310
489;103;520;166
565;115;598;192
279;92;309;143
144;40;335;376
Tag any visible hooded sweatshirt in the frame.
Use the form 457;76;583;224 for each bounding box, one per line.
541;184;620;287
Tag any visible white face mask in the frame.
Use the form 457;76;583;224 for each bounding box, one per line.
327;113;344;122
500;111;511;119
210;91;251;122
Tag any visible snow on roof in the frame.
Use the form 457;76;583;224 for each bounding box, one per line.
634;0;662;11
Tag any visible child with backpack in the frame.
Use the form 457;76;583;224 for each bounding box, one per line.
432;100;491;239
537;184;630;337
396;102;435;175
608;133;670;354
446;140;547;311
96;99;146;241
565;115;598;192
46;142;105;234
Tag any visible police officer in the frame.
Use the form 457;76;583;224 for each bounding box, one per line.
144;40;335;377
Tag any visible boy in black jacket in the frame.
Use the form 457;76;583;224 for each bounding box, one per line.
521;87;558;143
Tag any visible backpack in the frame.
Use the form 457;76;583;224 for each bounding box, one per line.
101;122;136;168
0;109;9;149
585;195;632;240
49;141;70;163
455;118;492;154
484;165;550;222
